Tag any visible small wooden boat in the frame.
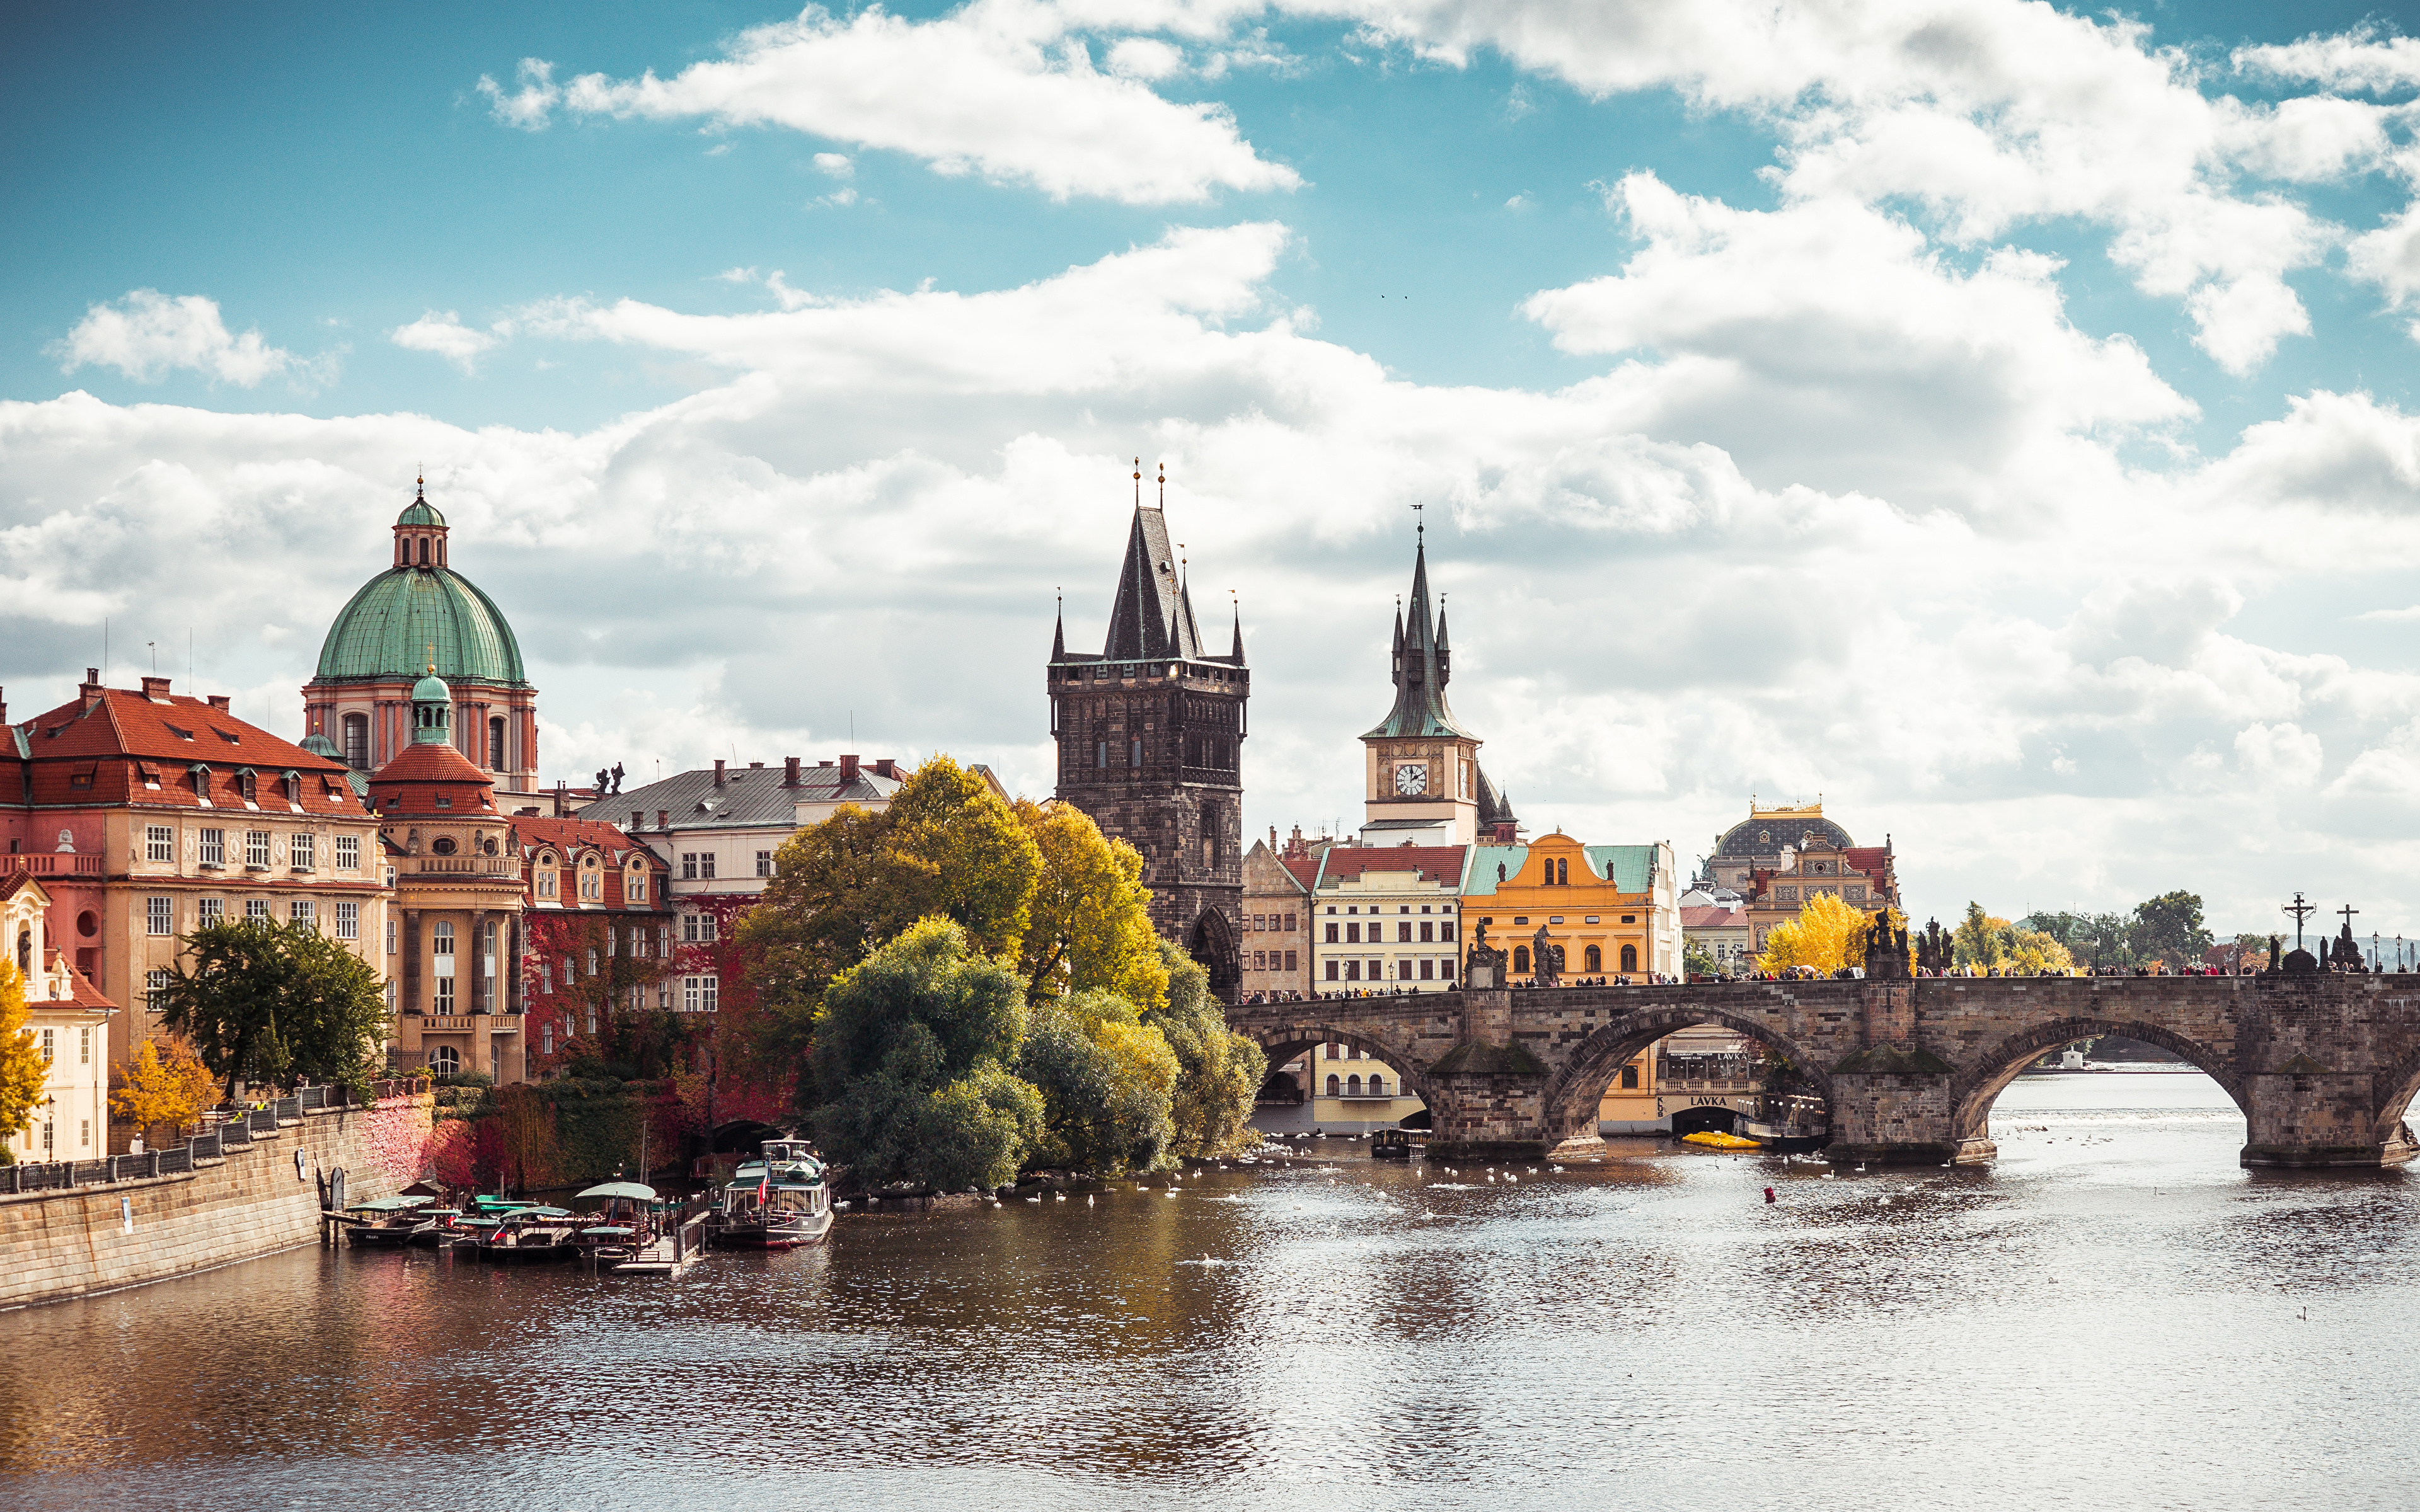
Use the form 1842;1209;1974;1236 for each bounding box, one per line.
1370;1128;1426;1161
709;1138;834;1249
340;1194;434;1248
472;1206;582;1263
1739;1094;1832;1153
405;1208;466;1249
570;1181;662;1269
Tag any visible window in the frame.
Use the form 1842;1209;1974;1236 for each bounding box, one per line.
1129;738;1143;767
199;828;226;867
1622;1065;1639;1090
1252;951;1265;971
1420;922;1434;942
430;1045;460;1074
199;897;223;927
1095;742;1107;769
1620;944;1639;973
1514;946;1531;973
434;796;451;810
581;861;601;901
336;833;359;869
1324;922;1338;943
1326;1075;1340;1096
683;975;719;1012
587;948;599;976
1345;961;1360;981
147;896;173;936
1368;1075;1386;1096
756;850;773;877
1284;913;1295;932
146;825;173;863
1284;950;1296;972
1345;923;1359;944
336;901;359;941
39;1029;52;1063
432;837;457;855
1325;960;1339;980
488;716;506;771
386;919;397;954
563;953;576;985
1397;922;1412;942
80;1120;89;1150
538;865;556;899
291;900;314;926
627;870;648;903
539;958;553;992
1584;944;1603;973
244;830;272;868
698;852;715;879
1441;958;1455;980
147;968;171;1009
342;713;369;769
684;913;718;943
681;853;698;879
291;833;315;871
245;900;270;923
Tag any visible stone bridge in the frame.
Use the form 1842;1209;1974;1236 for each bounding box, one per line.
1231;976;2420;1166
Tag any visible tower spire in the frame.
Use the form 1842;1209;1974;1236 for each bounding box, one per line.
1051;590;1065;660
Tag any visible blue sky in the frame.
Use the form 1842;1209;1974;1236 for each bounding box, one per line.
10;0;2420;937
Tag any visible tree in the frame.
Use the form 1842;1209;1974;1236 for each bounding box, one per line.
1144;941;1266;1159
1015;799;1167;1011
1950;902;2008;972
2002;927;2076;975
156;919;389;1101
1017;990;1179;1172
2131;891;2213;970
0;960;46;1155
742;757;1044;1072
1683;939;1720;979
1756;892;1869;976
111;1036;217;1146
807;917;1042;1191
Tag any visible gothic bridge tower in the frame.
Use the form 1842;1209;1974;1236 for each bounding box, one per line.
1047;464;1247;1000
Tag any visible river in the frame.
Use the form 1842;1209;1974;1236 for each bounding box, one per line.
4;1070;2412;1511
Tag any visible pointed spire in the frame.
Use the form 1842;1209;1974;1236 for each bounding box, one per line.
1228;593;1245;665
1364;523;1473;741
1051;592;1066;660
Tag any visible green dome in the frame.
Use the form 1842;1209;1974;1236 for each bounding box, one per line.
314;564;529;687
397;498;446;527
411;672;451;703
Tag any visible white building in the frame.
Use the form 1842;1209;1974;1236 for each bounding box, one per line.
2;874;115;1164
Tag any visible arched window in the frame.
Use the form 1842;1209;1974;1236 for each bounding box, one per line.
1325;1074;1340;1096
1557;857;1569;885
342;713;369;769
1347;1075;1362;1096
14;927;28;977
1368;1074;1386;1096
1620;943;1639;973
429;1045;459;1074
418;537;429;565
1584;944;1603;973
488;717;506;770
1513;946;1531;973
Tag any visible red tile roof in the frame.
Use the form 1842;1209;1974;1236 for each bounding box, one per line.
1843;847;1893;874
367;741;498;816
1681;905;1743;929
8;686;360;815
516;815;663;867
1318;845;1466;887
1279;852;1320;891
33;948;117;1012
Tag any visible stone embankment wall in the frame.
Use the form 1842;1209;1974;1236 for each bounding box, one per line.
0;1093;432;1310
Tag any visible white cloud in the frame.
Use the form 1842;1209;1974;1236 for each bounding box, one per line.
813;151;855;178
504;3;1299;203
1107;37;1185;79
2357;605;2420;623
2235;27;2420;94
476;58;562;130
52;290;302;386
389;311;503;373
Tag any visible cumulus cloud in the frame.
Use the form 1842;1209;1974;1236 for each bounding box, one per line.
389;311;504;373
52;290;303;386
492;2;1300;203
2235;27;2420;94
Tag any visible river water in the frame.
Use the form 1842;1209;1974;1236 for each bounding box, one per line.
5;1070;2414;1511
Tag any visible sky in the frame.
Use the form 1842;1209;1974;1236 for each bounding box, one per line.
9;0;2420;941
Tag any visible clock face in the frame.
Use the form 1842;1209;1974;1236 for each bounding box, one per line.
1394;763;1427;796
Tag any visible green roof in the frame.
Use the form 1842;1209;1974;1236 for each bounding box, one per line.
397;498;446;527
314;564;529;687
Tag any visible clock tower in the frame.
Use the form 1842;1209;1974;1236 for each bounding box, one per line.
1361;527;1511;846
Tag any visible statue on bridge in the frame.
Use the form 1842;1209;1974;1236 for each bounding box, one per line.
1530;925;1565;986
1914;917;1950;976
1465;917;1506;988
1862;909;1911;980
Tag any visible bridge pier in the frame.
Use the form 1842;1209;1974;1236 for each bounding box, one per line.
1824;1064;1974;1166
2241;1072;2417;1168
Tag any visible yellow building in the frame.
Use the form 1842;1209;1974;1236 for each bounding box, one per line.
1300;1039;1424;1133
1461;831;1681;983
2;874;116;1164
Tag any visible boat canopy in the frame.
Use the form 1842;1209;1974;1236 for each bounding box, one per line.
347;1194;434;1213
575;1181;659;1201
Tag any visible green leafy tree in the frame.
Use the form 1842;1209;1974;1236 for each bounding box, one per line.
1950;902;2008;971
0;960;47;1155
807;917;1042;1190
1144;941;1266;1159
1683;939;1720;978
2130;891;2213;970
1017;990;1178;1172
156;919;389;1101
1015;799;1167;1011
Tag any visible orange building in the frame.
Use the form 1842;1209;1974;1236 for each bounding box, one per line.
1461;830;1681;983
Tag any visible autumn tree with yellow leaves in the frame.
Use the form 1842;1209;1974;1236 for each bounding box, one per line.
0;960;45;1159
1754;891;1874;976
111;1036;218;1147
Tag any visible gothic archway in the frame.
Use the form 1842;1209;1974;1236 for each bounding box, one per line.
1190;907;1240;1004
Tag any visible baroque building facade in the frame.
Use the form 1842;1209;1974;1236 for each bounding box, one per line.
1047;475;1247;999
1703;799;1901;956
303;482;540;794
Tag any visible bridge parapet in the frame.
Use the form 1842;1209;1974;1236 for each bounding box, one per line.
1230;975;2420;1167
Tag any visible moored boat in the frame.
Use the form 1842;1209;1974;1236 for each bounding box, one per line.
709;1138;833;1249
341;1194;434;1248
473;1206;582;1262
571;1181;662;1269
1738;1093;1832;1153
405;1208;466;1248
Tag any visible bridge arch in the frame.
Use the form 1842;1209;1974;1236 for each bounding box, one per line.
1240;1025;1437;1114
1949;1017;2245;1142
1540;1002;1835;1141
2364;1045;2420;1148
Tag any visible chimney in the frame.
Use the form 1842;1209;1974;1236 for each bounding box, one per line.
656;808;669;830
783;757;800;788
81;668;103;711
207;695;230;711
554;779;568;818
141;675;172;702
873;758;896;779
839;754;859;784
749;761;763;769
713;759;726;788
0;687;8;726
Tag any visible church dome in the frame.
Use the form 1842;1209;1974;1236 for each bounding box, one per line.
1715;806;1853;859
313;490;528;688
